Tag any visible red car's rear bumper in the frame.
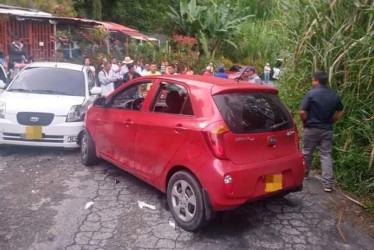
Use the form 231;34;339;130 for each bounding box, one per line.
196;152;305;211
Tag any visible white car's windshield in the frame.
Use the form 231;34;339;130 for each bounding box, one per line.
8;67;85;96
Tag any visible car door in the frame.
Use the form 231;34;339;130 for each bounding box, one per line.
96;80;155;169
134;81;196;178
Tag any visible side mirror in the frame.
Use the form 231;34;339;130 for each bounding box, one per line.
90;86;102;95
93;96;107;107
0;80;5;89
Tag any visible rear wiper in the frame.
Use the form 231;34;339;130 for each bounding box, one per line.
8;88;32;92
271;120;288;130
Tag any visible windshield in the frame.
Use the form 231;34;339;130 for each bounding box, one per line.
8;67;85;96
213;92;293;134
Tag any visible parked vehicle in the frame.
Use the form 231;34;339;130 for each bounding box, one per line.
0;62;101;148
226;65;254;80
83;75;305;231
272;59;283;80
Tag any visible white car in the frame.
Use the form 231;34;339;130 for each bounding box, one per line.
272;59;283;80
0;62;101;148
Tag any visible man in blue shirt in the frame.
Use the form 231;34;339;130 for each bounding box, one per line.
214;65;228;78
299;71;344;192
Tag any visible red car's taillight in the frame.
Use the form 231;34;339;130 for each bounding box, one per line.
202;121;229;160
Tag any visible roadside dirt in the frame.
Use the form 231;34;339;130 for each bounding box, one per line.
308;172;374;239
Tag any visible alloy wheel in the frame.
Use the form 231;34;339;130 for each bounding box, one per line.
171;180;197;222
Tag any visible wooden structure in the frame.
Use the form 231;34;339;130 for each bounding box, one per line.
0;4;55;61
0;4;155;61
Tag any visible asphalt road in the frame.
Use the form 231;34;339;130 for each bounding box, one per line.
0;146;373;250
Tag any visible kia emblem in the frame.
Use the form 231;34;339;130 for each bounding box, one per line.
30;116;40;122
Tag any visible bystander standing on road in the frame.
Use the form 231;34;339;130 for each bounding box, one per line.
214;65;228;78
146;63;161;75
141;63;150;76
9;36;26;64
84;58;95;73
134;60;143;75
264;63;271;84
209;62;214;74
203;66;213;76
98;61;117;97
245;67;262;84
122;63;141;84
166;64;178;75
120;56;133;79
0;51;6;66
299;71;344;192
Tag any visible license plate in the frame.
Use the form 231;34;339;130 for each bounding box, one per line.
265;174;283;192
25;126;42;140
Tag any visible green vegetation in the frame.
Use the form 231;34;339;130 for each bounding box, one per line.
273;0;374;209
167;0;253;59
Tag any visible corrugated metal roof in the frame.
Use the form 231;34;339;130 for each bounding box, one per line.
0;4;52;18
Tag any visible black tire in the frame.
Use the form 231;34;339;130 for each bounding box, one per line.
167;171;206;231
81;129;98;166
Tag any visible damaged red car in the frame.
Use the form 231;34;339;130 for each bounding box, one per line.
82;75;305;231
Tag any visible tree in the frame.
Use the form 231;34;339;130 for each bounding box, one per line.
74;0;102;19
168;0;253;59
100;0;179;33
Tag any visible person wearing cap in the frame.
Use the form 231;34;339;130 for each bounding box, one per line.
264;63;271;84
214;65;228;78
9;36;26;64
245;67;262;84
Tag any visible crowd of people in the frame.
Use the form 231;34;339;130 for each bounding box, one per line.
87;55;273;97
0;36;34;84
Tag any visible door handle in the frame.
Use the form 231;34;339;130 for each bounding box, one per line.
175;124;187;133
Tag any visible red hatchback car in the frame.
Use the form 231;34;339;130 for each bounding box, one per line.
82;75;305;231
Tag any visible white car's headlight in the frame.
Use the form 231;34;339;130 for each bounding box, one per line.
66;105;84;122
0;101;5;119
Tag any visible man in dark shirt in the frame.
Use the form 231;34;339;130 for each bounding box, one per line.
299;71;344;192
9;36;26;63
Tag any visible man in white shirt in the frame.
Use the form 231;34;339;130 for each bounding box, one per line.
98;61;117;97
141;63;150;76
84;58;95;73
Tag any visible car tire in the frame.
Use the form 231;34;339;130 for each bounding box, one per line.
81;129;98;166
167;171;206;231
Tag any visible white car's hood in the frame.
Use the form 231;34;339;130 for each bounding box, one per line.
0;92;85;115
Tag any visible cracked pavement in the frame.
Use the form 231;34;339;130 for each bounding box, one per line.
0;146;373;250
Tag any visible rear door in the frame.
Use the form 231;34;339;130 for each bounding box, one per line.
213;92;298;164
